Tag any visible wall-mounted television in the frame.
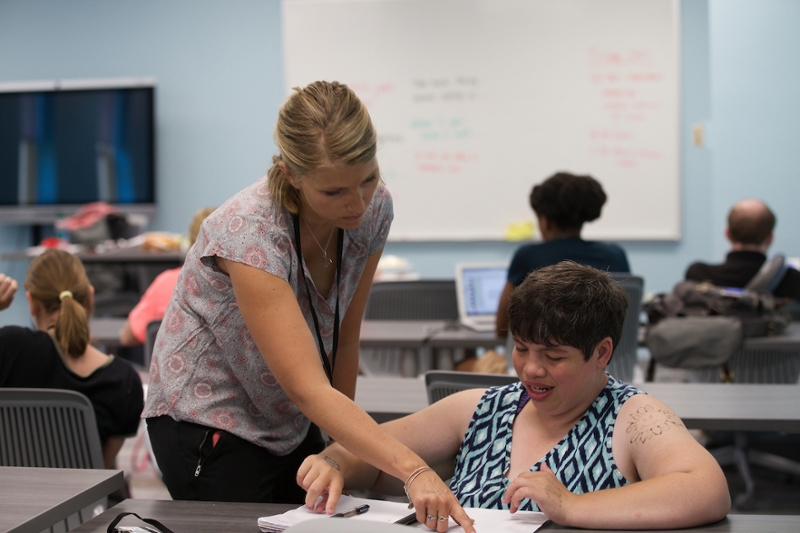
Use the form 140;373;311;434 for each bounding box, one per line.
0;77;156;224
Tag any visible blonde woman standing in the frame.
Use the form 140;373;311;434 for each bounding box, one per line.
143;81;473;530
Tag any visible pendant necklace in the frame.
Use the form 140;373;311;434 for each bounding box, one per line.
302;216;335;268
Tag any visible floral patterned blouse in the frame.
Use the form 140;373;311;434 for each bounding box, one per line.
143;177;393;454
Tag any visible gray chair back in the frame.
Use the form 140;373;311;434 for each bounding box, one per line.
365;280;459;320
425;370;517;404
606;273;644;383
0;388;103;469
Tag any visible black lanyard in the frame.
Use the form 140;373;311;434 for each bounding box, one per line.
292;213;343;384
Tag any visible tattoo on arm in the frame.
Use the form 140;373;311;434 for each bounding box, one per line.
626;404;684;445
323;455;341;471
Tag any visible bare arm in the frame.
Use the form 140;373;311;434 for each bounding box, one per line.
102;437;126;470
298;389;483;507
218;256;475;532
330;250;383;400
118;319;142;347
495;281;513;337
504;394;730;528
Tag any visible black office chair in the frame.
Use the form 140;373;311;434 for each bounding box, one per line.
607;273;645;383
361;280;459;376
364;280;459;321
688;326;800;509
0;388;107;531
143;319;162;371
744;254;788;293
425;370;517;404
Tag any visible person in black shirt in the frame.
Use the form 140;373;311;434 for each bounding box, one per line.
496;173;630;336
685;198;800;299
0;249;143;469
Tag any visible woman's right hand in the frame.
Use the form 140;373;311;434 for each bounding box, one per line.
408;470;475;533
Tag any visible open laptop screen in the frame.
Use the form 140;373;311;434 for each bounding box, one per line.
459;265;508;317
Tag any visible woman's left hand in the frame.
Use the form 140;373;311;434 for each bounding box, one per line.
297;453;346;514
503;463;576;525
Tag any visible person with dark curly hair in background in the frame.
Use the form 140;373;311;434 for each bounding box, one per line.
495;172;630;336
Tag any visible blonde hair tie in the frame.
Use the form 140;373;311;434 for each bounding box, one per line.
59;290;73;301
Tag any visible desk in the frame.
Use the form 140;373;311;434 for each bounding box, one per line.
68;499;800;533
359;321;447;376
90;317;127;351
355;376;800;433
0;467;124;533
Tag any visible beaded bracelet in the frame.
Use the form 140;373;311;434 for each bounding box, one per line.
403;466;433;508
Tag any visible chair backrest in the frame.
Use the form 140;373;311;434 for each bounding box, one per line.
425;370;517;404
689;326;800;384
0;388;104;469
143;319;162;370
744;254;788;293
365;280;459;321
606;273;644;383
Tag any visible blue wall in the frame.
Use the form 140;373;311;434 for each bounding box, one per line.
1;0;799;327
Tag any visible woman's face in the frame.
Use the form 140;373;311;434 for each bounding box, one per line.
511;336;612;420
293;158;380;230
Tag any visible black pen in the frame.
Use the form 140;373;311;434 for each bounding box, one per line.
331;504;370;518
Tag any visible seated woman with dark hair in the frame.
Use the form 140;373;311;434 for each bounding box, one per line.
0;249;144;469
495;172;630;336
298;263;730;531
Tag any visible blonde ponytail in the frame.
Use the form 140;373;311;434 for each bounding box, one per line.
24;249;92;359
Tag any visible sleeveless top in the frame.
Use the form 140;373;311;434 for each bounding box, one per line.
450;377;644;511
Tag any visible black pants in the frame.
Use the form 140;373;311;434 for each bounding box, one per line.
146;416;325;503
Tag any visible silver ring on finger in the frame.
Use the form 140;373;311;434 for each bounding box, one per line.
426;515;436;521
438;516;448;522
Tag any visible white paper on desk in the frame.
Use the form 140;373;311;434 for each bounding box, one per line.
258;495;413;530
458;507;548;533
258;495;548;532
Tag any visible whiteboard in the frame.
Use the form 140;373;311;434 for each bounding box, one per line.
283;0;681;241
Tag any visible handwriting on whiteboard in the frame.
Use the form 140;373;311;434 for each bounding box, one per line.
588;47;668;169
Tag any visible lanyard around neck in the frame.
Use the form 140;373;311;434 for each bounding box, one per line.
292;213;343;384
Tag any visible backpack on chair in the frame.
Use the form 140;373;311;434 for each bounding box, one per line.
644;267;791;380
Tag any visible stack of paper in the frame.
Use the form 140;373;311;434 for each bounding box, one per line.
257;495;549;532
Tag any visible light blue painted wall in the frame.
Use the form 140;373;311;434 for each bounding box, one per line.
707;0;800;261
1;0;798;328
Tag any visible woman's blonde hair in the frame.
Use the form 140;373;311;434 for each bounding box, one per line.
268;81;377;213
24;249;92;358
188;206;217;246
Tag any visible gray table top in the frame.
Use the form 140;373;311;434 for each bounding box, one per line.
355;376;800;432
90;317;127;348
359;320;449;349
0;467;124;533
68;499;800;533
2;245;183;264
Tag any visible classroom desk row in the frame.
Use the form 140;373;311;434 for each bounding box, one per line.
0;467;124;533
354;376;800;432
65;498;800;533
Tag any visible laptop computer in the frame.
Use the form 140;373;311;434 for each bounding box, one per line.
455;262;509;332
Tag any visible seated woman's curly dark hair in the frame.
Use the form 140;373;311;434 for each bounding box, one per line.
529;172;607;232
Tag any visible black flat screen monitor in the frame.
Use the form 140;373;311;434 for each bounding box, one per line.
0;78;156;224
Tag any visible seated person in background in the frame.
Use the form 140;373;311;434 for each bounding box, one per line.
685;198;800;298
0;249;144;469
495;172;630;336
0;273;17;311
299;262;730;530
119;206;216;347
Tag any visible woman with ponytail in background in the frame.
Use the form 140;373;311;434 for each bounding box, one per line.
0;249;144;469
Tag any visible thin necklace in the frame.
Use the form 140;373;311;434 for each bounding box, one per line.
302;215;335;268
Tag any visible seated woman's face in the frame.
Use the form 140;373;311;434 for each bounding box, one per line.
511;338;608;418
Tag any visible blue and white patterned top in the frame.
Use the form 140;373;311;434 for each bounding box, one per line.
450;377;644;511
